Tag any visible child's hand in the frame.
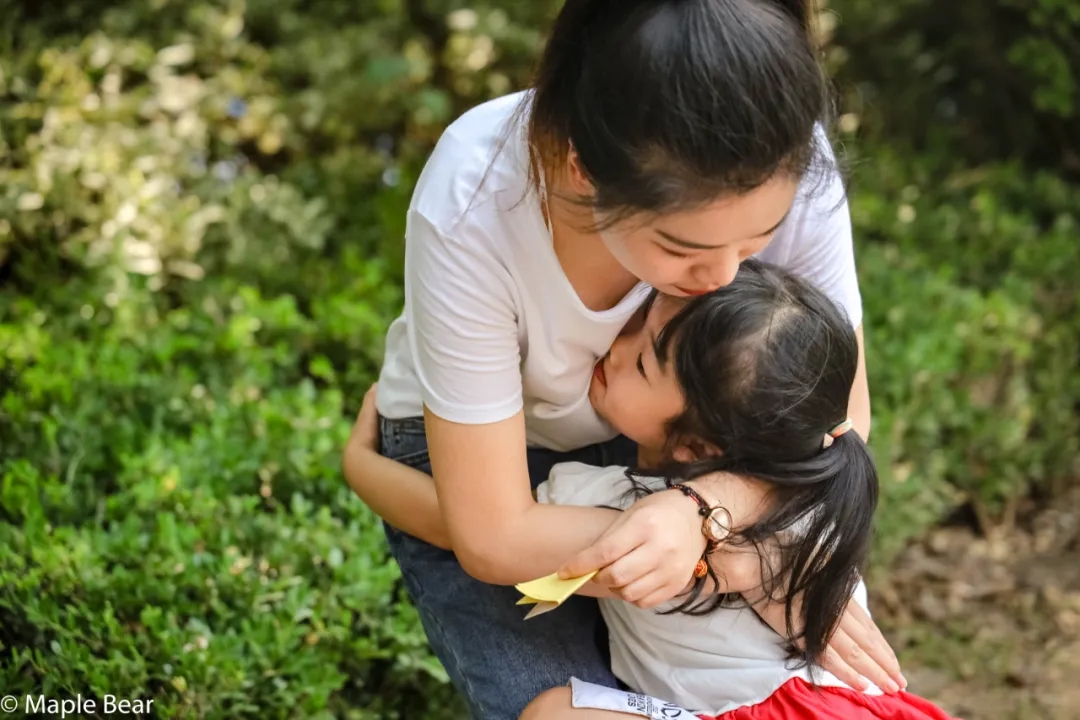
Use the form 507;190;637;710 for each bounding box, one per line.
350;384;381;452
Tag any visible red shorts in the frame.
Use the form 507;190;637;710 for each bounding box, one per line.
569;676;959;720
702;677;959;720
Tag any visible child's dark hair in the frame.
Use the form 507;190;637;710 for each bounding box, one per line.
636;259;878;669
526;0;831;227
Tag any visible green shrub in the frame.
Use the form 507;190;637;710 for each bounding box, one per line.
852;153;1080;548
0;273;460;718
827;0;1080;174
0;0;563;288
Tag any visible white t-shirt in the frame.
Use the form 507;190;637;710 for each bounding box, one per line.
537;462;876;717
376;92;862;452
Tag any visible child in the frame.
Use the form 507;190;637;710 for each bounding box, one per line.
344;260;956;720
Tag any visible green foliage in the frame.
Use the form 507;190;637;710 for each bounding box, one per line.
0;270;461;717
851;148;1080;553
1;0;1078;716
827;0;1080;174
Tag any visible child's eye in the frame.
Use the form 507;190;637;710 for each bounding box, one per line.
660;246;689;259
636;353;646;378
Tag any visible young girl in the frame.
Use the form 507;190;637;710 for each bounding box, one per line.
345;261;955;719
353;0;897;714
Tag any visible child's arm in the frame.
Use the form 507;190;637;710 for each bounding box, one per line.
342;385;452;549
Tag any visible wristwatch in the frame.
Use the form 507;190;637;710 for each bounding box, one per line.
670;483;733;544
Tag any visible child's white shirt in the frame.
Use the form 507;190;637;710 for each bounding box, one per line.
536;462;877;716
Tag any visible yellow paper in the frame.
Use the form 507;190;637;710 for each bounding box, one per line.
516;571;597;603
514;571;597;619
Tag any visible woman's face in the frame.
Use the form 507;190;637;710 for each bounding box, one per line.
598;175;799;298
589;294;688;451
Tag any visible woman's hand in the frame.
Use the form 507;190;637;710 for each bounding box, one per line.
754;595;906;694
350;383;381;452
821;601;905;694
557;488;706;609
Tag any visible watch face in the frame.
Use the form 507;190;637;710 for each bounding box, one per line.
704;506;732;543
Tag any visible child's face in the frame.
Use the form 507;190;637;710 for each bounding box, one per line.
589;294;688;452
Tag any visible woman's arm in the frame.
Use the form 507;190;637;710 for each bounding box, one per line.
849;325;871;441
342;379;624;584
424;409;632;584
341;386;630;565
342;393;623;578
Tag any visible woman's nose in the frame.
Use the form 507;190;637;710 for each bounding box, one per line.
694;256;740;290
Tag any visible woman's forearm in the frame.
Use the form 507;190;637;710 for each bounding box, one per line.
425;408;627;584
343;420;621;583
457;500;622;585
342;435;452;549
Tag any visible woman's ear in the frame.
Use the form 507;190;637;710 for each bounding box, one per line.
671;438;722;464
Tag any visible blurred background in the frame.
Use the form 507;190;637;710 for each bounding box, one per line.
0;0;1077;718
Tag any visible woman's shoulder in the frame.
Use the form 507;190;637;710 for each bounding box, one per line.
410;92;534;234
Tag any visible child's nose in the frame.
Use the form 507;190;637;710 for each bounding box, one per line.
607;334;631;369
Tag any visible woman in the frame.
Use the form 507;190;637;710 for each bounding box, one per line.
347;0;898;717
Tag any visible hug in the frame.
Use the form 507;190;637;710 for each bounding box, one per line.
343;1;959;718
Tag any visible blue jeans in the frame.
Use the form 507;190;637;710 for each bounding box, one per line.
379;416;637;719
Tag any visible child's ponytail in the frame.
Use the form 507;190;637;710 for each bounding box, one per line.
650;425;879;668
765;427;879;667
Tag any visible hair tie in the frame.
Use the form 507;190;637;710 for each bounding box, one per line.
828;418;853;438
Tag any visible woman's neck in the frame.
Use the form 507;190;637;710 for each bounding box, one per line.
545;177;640;312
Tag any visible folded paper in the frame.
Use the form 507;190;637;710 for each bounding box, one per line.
514;571;598;619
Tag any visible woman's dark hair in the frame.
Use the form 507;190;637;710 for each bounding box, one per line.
633;259;878;670
526;0;831;227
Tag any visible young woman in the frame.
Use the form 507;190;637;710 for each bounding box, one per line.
347;262;954;719
345;0;898;716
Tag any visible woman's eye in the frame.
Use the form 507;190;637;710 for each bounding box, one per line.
636;353;646;378
661;246;689;259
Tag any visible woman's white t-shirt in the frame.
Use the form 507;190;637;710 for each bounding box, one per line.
376;92;862;451
537;462;876;716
